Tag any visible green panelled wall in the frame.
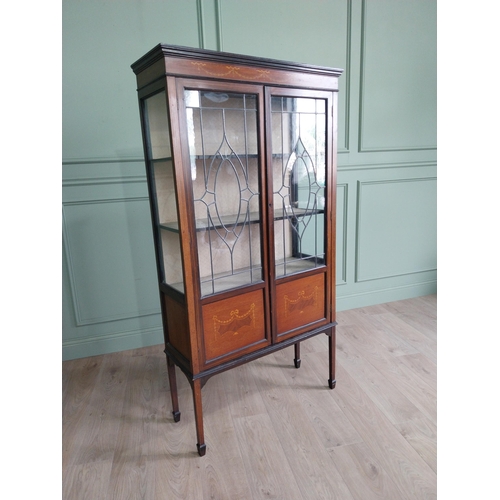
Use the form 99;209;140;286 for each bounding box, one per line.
62;0;437;360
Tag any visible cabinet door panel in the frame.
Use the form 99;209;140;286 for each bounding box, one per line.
182;84;266;297
276;273;326;337
269;93;329;278
202;289;268;363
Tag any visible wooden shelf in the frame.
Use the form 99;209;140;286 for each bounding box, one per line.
167;257;324;295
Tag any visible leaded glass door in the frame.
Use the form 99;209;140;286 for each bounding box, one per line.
180;81;267;297
268;90;331;277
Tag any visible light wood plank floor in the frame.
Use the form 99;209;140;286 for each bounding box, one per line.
62;295;437;500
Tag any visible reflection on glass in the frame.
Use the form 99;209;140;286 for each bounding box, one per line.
271;96;327;277
185;90;262;296
143;91;184;292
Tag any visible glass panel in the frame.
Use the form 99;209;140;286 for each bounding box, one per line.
185;89;262;296
271;96;327;277
144;92;172;159
143;92;184;292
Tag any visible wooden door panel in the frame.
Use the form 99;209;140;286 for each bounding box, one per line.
276;273;326;337
202;289;268;363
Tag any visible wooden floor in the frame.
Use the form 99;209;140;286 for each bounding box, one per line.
62;295;437;500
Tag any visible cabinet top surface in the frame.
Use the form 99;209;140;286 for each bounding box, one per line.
131;43;344;78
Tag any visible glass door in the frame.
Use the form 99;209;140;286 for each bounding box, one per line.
181;82;266;297
269;91;329;278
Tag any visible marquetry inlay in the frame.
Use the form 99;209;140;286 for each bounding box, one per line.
190;61;271;80
284;287;319;317
213;303;256;336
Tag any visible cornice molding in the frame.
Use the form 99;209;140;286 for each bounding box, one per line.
131;43;344;78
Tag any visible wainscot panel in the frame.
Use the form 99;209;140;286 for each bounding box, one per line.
62;160;163;360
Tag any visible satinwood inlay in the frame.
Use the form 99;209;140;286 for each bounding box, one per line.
190;61;271;80
284;287;319;317
213;304;256;336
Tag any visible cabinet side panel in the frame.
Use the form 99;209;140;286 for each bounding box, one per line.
165;295;191;362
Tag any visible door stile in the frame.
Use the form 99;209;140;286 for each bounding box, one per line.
264;86;279;344
256;86;273;347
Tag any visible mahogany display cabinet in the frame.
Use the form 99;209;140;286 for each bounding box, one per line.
131;44;343;456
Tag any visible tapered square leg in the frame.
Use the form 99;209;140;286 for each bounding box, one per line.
191;379;206;456
166;355;181;422
294;342;301;368
328;327;336;389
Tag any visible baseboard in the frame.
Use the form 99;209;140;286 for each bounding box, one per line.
336;280;437;311
62;327;164;361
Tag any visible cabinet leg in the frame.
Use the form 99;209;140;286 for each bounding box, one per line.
191;379;206;456
294;342;301;368
328;327;336;389
166;355;181;422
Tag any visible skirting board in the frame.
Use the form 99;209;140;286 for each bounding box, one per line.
62;281;436;360
62;326;164;361
336;280;437;312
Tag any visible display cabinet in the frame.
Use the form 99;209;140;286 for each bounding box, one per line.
131;44;343;456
